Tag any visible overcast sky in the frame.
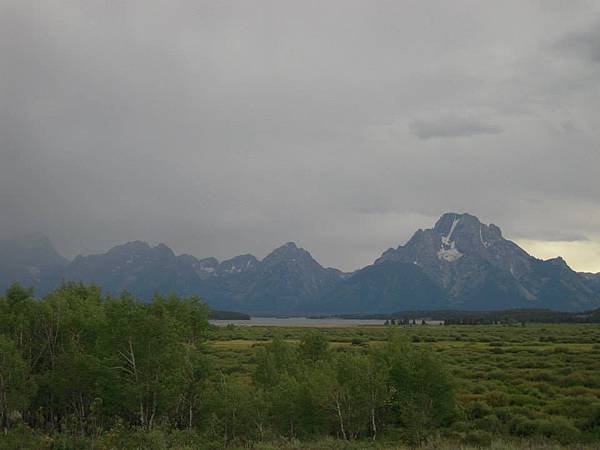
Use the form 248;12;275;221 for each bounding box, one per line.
2;1;600;272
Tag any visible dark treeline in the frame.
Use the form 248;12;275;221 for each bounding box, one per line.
325;308;600;324
0;283;456;448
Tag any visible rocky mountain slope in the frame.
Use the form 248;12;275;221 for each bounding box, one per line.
21;240;343;313
2;213;599;313
201;242;343;313
581;272;600;292
322;213;599;312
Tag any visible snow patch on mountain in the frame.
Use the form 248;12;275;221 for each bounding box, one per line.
437;244;463;262
438;218;463;262
480;225;490;248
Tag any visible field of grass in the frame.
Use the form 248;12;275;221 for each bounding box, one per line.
206;323;600;447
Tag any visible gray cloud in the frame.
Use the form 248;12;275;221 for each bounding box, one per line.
409;115;503;140
1;1;600;272
553;18;600;63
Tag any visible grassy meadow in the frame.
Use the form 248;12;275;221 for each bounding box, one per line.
205;322;600;448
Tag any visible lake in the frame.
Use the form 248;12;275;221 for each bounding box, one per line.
209;316;387;327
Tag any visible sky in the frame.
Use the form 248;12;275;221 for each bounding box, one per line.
1;0;600;273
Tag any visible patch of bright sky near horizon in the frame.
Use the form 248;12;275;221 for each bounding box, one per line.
1;1;600;273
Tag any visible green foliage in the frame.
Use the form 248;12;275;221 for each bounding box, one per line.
387;343;456;444
298;331;329;363
0;335;36;428
252;330;452;443
1;283;600;447
204;379;269;444
463;429;492;447
0;283;210;435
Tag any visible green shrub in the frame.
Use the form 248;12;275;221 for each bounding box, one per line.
467;400;493;419
511;416;581;444
581;404;600;432
537;417;581;444
462;430;492;447
485;390;509;407
450;421;471;433
475;415;503;433
511;417;539;437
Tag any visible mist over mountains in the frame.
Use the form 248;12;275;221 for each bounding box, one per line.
2;213;599;314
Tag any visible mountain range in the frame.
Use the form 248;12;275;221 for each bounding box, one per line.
1;213;599;313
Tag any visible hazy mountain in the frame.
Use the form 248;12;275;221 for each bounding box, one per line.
58;241;205;299
0;234;68;292
323;213;600;312
2;213;599;313
202;242;344;313
28;239;342;313
216;254;259;276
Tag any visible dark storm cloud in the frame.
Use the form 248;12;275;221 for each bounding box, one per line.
409;115;503;140
1;1;600;272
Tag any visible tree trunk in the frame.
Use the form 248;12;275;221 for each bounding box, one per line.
335;396;347;440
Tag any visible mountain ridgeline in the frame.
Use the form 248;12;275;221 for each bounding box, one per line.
2;213;599;313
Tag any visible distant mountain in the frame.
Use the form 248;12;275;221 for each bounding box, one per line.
580;272;600;292
2;213;599;313
31;240;343;313
0;235;68;292
311;261;449;314
58;241;206;300
201;242;344;313
322;213;600;312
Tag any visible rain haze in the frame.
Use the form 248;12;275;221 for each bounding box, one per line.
2;0;600;272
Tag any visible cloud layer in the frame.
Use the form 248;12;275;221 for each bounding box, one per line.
1;1;600;272
409;115;503;139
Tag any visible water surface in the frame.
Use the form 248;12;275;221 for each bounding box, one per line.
209;316;386;327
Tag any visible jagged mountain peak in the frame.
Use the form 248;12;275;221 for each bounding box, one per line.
217;254;258;275
106;240;150;254
393;212;508;264
366;212;600;311
433;212;502;245
103;241;176;260
545;256;570;268
433;212;481;232
3;217;599;313
263;241;313;264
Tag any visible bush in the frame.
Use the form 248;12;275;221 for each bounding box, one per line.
511;417;539;437
537;417;581;444
581;404;600;431
463;430;492;447
510;417;581;444
467;400;492;419
474;415;503;433
485;390;509;407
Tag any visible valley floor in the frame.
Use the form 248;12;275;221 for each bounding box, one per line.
3;321;600;449
205;323;600;448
